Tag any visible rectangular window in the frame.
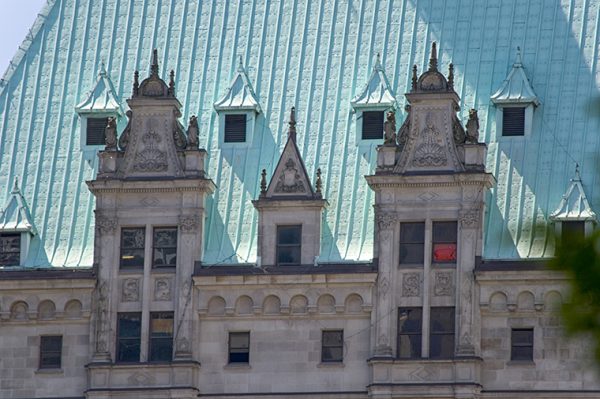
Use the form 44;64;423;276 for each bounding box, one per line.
432;221;457;263
0;234;21;266
562;221;585;243
229;332;250;363
321;330;344;363
149;312;174;362
86;117;109;146
430;307;455;359
116;313;141;362
399;222;425;264
511;328;534;361
120;228;145;268
153;227;177;268
224;114;247;142
502;107;525;136
397;307;422;358
362;111;384;140
276;225;302;265
40;336;62;369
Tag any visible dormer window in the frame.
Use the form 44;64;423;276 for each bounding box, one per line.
502;107;525;136
0;234;21;266
86;117;109;145
362;111;384;140
0;181;36;267
224;114;247;143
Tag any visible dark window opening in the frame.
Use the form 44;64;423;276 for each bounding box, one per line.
399;222;425;264
120;228;145;268
40;336;62;369
511;328;534;361
502;107;525;136
397;307;422;359
0;234;21;266
149;312;174;362
362;111;384;140
321;330;344;362
276;225;302;265
430;307;455;359
229;332;250;363
561;221;585;244
432;221;457;263
86;117;109;146
224;114;247;142
116;313;141;363
153;227;177;268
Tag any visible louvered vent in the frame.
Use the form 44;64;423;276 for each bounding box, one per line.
224;114;247;143
362;111;384;140
86;117;108;146
502;107;525;136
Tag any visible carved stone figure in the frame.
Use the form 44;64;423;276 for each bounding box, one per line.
96;215;117;235
179;215;200;233
154;278;171;301
122;278;139;302
434;272;453;296
384;110;396;145
397;106;410;150
173;112;187;150
376;211;397;230
105;117;118;151
465;108;480;143
275;158;305;193
452;115;466;144
187;115;199;149
402;273;420;297
118;110;132;150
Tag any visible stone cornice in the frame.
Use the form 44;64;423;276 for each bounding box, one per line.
366;173;494;190
87;179;215;194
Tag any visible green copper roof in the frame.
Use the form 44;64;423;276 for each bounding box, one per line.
1;0;599;267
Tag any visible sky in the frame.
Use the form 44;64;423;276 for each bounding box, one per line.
0;0;47;76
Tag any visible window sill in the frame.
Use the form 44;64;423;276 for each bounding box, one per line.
224;363;251;370
317;362;344;368
36;368;63;375
507;360;535;367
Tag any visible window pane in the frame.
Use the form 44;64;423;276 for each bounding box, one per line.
153;227;177;267
229;332;250;363
322;331;343;362
511;328;534;361
502;107;525;136
277;225;302;265
397;334;421;358
0;234;21;266
432;243;457;262
40;336;62;369
224;114;247;142
398;307;422;359
400;223;425;243
120;228;145;268
117;313;141;362
398;308;422;334
399;243;424;264
432;222;457;263
362;111;384;140
562;221;585;243
432;222;457;242
430;334;454;358
430;307;455;334
430;307;455;359
277;226;301;244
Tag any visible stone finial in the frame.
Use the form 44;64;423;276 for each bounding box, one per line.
168;70;175;97
429;42;438;71
133;70;139;96
315;168;322;196
515;46;522;66
384;110;396;145
105;117;118;151
465;109;480;143
260;169;267;196
411;65;418;91
288;107;297;143
187;115;199;149
448;63;454;90
12;177;20;194
151;48;159;76
237;55;244;73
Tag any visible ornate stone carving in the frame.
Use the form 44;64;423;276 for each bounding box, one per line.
460;209;479;228
122;279;139;302
397;106;410;150
175;337;190;354
154;278;171;301
376;212;397;230
379;275;390;297
465;108;480;143
95;280;110;354
179;215;200;233
409;365;439;381
127;371;156;385
105;117;118;150
452;114;466;144
172;111;187;150
402;273;420;297
434;272;453;296
187;115;199;149
384;110;396;145
140;196;160;207
412;113;447;167
274;158;306;193
133;127;168;172
96;215;117;235
118;110;132;150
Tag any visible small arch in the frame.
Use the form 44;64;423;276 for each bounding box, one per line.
489;291;508;311
290;295;308;314
517;291;535;311
64;299;83;318
38;300;56;320
263;295;281;315
345;294;364;313
317;294;336;313
544;291;563;311
235;295;254;315
10;301;29;320
207;296;226;316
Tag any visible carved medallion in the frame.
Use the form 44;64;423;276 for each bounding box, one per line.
412;114;447;167
154;278;171;301
96;216;117;235
133;127;168;172
179;215;200;233
376;212;397;230
434;272;453;296
122;279;139;302
402;273;420;297
275;158;305;193
460;209;479;228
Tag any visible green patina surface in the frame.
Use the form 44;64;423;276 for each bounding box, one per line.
0;0;599;267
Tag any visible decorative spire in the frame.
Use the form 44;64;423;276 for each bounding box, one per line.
428;42;438;71
375;53;382;70
448;63;454;91
260;169;267;196
315;168;323;197
133;70;139;96
150;48;159;77
12;177;20;194
99;61;106;77
288;107;297;143
514;46;522;66
237;55;244;72
411;65;418;91
168;70;175;96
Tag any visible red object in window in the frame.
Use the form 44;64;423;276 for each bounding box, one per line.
433;244;456;262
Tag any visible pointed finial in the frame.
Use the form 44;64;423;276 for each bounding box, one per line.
574;163;581;181
448;63;454;91
429;42;438;71
133;70;139;96
168;70;175;96
237;55;244;72
411;65;418;91
374;53;382;70
288;107;297;143
315;168;322;196
260;169;267;196
514;46;522;66
151;48;159;76
99;61;106;76
11;177;20;194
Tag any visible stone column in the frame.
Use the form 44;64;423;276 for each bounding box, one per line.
374;210;397;357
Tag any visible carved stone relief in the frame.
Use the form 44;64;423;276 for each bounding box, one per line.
376;212;397;230
275;158;306;193
122;279;139;302
95;280;110;354
412;113;447;167
96;215;117;235
179;215;200;233
154;278;171;301
434;272;453;296
140;197;160;207
460;209;479;228
402;273;420;297
379;276;390;298
134;124;168;172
